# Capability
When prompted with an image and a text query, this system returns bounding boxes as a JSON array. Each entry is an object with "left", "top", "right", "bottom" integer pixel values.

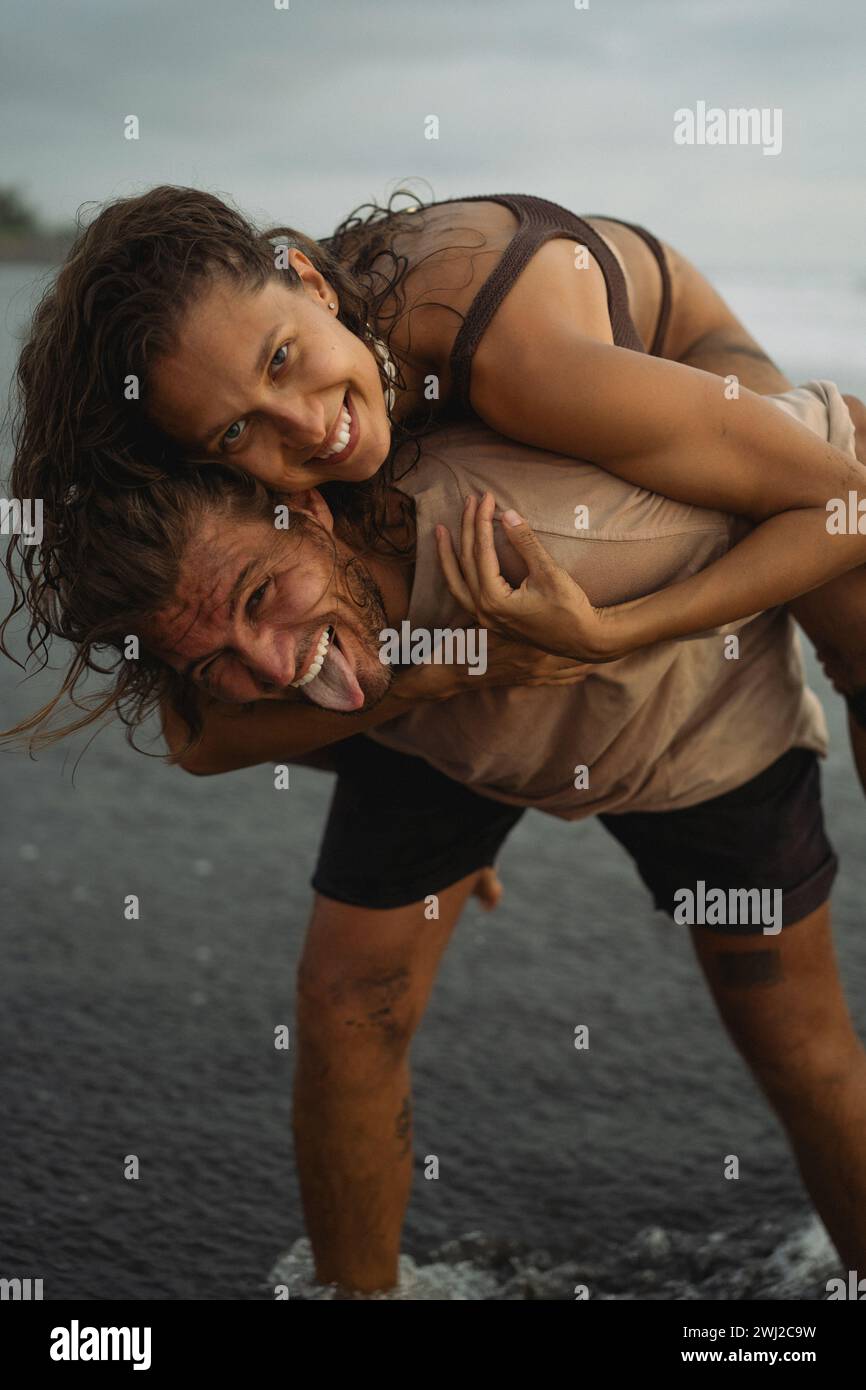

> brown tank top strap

[
  {"left": 442, "top": 194, "right": 645, "bottom": 415},
  {"left": 585, "top": 215, "right": 673, "bottom": 356}
]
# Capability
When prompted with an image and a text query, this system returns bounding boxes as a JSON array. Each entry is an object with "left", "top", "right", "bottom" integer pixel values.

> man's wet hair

[{"left": 0, "top": 466, "right": 315, "bottom": 756}]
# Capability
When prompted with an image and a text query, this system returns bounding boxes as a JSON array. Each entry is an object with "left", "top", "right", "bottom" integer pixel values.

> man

[{"left": 70, "top": 377, "right": 859, "bottom": 1297}]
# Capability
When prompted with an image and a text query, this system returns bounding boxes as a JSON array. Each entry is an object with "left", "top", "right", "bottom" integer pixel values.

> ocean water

[
  {"left": 1, "top": 262, "right": 865, "bottom": 1301},
  {"left": 711, "top": 268, "right": 866, "bottom": 399},
  {"left": 269, "top": 1220, "right": 840, "bottom": 1300}
]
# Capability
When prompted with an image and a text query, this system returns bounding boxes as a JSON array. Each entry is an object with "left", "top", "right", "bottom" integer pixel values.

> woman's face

[{"left": 148, "top": 252, "right": 393, "bottom": 492}]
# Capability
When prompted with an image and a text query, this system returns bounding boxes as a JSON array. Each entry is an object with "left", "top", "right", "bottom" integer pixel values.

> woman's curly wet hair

[{"left": 1, "top": 182, "right": 432, "bottom": 750}]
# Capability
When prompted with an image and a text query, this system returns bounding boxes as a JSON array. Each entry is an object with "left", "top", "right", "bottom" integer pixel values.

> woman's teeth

[
  {"left": 292, "top": 625, "right": 334, "bottom": 688},
  {"left": 317, "top": 401, "right": 351, "bottom": 459}
]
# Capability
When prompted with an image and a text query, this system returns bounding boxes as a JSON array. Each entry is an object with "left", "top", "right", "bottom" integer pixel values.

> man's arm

[
  {"left": 161, "top": 684, "right": 432, "bottom": 776},
  {"left": 162, "top": 636, "right": 596, "bottom": 775}
]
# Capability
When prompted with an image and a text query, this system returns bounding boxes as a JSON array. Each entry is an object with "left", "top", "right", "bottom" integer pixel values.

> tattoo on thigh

[{"left": 717, "top": 949, "right": 783, "bottom": 988}]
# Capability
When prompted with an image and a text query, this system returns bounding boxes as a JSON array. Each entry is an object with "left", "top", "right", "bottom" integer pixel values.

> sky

[{"left": 1, "top": 0, "right": 864, "bottom": 274}]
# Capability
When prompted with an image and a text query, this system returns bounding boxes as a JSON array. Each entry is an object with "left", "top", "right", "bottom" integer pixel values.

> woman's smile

[{"left": 311, "top": 390, "right": 360, "bottom": 466}]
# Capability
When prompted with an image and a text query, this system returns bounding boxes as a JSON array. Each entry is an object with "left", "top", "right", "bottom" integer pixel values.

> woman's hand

[
  {"left": 434, "top": 491, "right": 617, "bottom": 662},
  {"left": 392, "top": 626, "right": 597, "bottom": 703}
]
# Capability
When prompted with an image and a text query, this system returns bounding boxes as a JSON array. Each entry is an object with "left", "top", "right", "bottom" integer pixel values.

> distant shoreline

[{"left": 0, "top": 235, "right": 71, "bottom": 264}]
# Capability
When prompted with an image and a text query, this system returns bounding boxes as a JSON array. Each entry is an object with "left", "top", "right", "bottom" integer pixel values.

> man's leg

[
  {"left": 291, "top": 735, "right": 523, "bottom": 1294},
  {"left": 691, "top": 905, "right": 866, "bottom": 1269},
  {"left": 292, "top": 868, "right": 490, "bottom": 1294}
]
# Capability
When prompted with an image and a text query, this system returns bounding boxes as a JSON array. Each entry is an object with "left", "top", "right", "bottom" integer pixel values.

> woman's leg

[
  {"left": 655, "top": 237, "right": 794, "bottom": 392},
  {"left": 292, "top": 870, "right": 486, "bottom": 1294}
]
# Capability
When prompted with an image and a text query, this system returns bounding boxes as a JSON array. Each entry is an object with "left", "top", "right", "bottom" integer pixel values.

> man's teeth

[
  {"left": 317, "top": 402, "right": 351, "bottom": 459},
  {"left": 292, "top": 626, "right": 334, "bottom": 688}
]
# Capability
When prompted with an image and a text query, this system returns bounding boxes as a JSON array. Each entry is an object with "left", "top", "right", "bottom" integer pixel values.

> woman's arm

[
  {"left": 163, "top": 636, "right": 595, "bottom": 774},
  {"left": 601, "top": 507, "right": 866, "bottom": 657},
  {"left": 438, "top": 482, "right": 866, "bottom": 665},
  {"left": 437, "top": 246, "right": 866, "bottom": 655},
  {"left": 469, "top": 238, "right": 866, "bottom": 522}
]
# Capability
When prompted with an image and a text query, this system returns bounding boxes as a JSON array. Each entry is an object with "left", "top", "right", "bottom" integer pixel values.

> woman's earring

[
  {"left": 367, "top": 327, "right": 397, "bottom": 417},
  {"left": 328, "top": 301, "right": 336, "bottom": 310}
]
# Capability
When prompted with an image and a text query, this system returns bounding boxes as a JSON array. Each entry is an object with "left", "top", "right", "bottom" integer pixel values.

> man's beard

[{"left": 298, "top": 552, "right": 393, "bottom": 713}]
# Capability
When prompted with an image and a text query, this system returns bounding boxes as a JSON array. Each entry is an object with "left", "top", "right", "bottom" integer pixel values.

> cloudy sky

[{"left": 1, "top": 0, "right": 864, "bottom": 274}]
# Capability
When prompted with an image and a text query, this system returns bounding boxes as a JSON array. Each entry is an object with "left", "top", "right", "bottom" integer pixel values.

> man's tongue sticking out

[{"left": 301, "top": 635, "right": 366, "bottom": 712}]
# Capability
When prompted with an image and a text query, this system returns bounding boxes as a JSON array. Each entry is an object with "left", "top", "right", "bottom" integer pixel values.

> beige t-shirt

[{"left": 368, "top": 381, "right": 855, "bottom": 819}]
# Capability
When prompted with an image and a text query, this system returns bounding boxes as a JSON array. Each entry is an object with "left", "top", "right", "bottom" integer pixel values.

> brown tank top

[{"left": 419, "top": 193, "right": 673, "bottom": 414}]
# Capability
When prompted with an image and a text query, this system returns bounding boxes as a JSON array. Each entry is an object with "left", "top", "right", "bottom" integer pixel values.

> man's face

[
  {"left": 148, "top": 258, "right": 393, "bottom": 493},
  {"left": 148, "top": 505, "right": 393, "bottom": 713}
]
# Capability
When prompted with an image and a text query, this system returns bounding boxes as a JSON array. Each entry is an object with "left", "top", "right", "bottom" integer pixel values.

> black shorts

[{"left": 311, "top": 739, "right": 837, "bottom": 934}]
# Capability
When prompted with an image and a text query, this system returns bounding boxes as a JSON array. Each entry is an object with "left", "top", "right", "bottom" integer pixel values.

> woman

[{"left": 5, "top": 183, "right": 866, "bottom": 774}]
